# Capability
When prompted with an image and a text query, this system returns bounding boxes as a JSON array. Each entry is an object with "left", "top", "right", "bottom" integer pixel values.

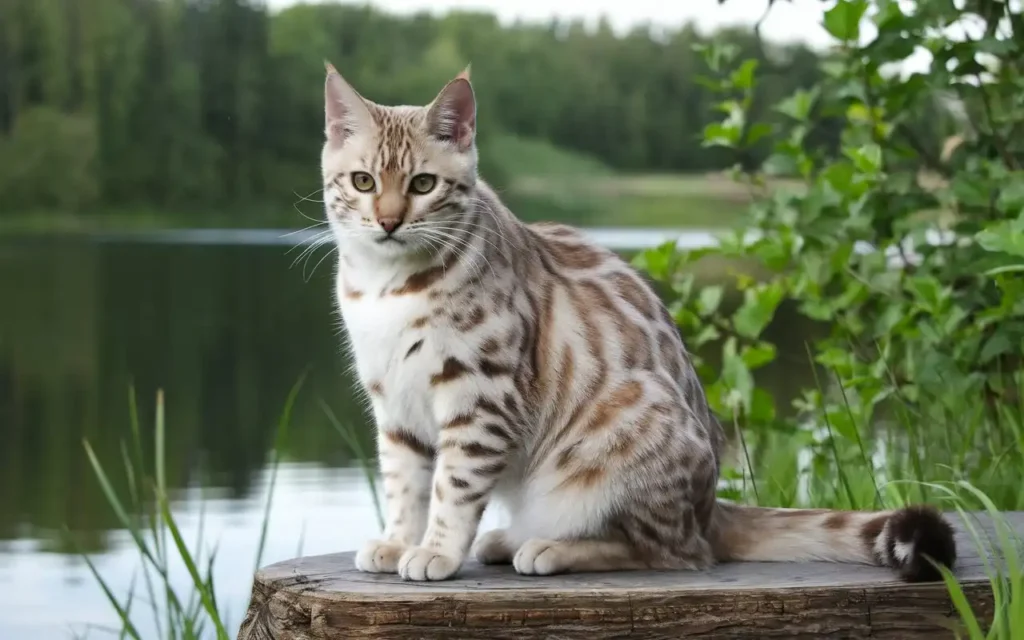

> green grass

[
  {"left": 486, "top": 133, "right": 614, "bottom": 179},
  {"left": 69, "top": 378, "right": 306, "bottom": 640},
  {"left": 931, "top": 483, "right": 1024, "bottom": 640},
  {"left": 726, "top": 365, "right": 1024, "bottom": 513}
]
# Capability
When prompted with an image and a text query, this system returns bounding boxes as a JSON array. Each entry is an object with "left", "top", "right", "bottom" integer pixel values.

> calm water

[{"left": 0, "top": 230, "right": 818, "bottom": 639}]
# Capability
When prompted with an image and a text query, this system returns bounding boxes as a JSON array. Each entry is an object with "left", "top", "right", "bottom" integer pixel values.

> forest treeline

[{"left": 0, "top": 0, "right": 906, "bottom": 216}]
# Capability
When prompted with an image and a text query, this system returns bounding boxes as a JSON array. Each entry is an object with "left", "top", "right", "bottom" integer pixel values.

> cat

[{"left": 320, "top": 62, "right": 957, "bottom": 583}]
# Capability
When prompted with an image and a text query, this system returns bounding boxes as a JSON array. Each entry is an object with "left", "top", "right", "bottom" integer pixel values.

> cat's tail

[{"left": 708, "top": 501, "right": 957, "bottom": 582}]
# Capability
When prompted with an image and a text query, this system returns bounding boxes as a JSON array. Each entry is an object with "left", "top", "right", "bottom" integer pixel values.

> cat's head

[{"left": 321, "top": 63, "right": 478, "bottom": 257}]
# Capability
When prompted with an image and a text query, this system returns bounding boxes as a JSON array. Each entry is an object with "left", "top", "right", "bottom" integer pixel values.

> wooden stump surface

[{"left": 239, "top": 511, "right": 1023, "bottom": 639}]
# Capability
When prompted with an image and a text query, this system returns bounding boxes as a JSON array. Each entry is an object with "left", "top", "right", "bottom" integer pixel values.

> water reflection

[
  {"left": 1, "top": 239, "right": 371, "bottom": 551},
  {"left": 0, "top": 233, "right": 820, "bottom": 638}
]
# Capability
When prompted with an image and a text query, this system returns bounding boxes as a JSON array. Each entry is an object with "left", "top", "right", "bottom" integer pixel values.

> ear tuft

[
  {"left": 324, "top": 63, "right": 370, "bottom": 145},
  {"left": 455, "top": 64, "right": 471, "bottom": 82},
  {"left": 427, "top": 73, "right": 476, "bottom": 151}
]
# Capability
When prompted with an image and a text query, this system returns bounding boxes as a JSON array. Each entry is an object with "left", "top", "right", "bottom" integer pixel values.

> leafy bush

[{"left": 636, "top": 0, "right": 1024, "bottom": 509}]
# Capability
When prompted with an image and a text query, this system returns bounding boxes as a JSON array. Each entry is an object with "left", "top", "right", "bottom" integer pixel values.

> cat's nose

[{"left": 378, "top": 218, "right": 402, "bottom": 234}]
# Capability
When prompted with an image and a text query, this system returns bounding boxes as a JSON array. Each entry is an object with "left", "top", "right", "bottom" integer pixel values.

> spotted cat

[{"left": 320, "top": 63, "right": 956, "bottom": 582}]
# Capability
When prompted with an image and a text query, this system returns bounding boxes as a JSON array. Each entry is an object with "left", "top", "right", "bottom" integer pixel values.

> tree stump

[{"left": 239, "top": 511, "right": 1023, "bottom": 639}]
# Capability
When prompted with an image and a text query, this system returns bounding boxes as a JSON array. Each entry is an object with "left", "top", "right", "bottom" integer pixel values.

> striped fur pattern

[{"left": 321, "top": 64, "right": 957, "bottom": 582}]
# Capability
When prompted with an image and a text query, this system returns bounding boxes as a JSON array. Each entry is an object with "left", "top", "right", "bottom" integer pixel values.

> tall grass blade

[
  {"left": 805, "top": 343, "right": 857, "bottom": 509},
  {"left": 118, "top": 571, "right": 139, "bottom": 640},
  {"left": 937, "top": 562, "right": 986, "bottom": 640},
  {"left": 730, "top": 411, "right": 760, "bottom": 504},
  {"left": 320, "top": 398, "right": 384, "bottom": 530},
  {"left": 83, "top": 440, "right": 149, "bottom": 553},
  {"left": 66, "top": 526, "right": 143, "bottom": 640},
  {"left": 155, "top": 490, "right": 228, "bottom": 640},
  {"left": 832, "top": 367, "right": 884, "bottom": 508},
  {"left": 126, "top": 385, "right": 170, "bottom": 639},
  {"left": 254, "top": 372, "right": 307, "bottom": 573}
]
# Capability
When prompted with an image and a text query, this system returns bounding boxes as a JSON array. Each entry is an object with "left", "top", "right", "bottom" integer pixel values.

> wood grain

[{"left": 238, "top": 511, "right": 1022, "bottom": 639}]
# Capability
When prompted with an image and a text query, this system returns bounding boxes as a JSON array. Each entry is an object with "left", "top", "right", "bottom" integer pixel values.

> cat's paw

[
  {"left": 473, "top": 529, "right": 514, "bottom": 565},
  {"left": 513, "top": 538, "right": 567, "bottom": 576},
  {"left": 398, "top": 546, "right": 461, "bottom": 581},
  {"left": 355, "top": 539, "right": 406, "bottom": 573}
]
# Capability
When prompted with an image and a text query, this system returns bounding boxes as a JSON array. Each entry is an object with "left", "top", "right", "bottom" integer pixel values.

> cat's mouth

[{"left": 375, "top": 235, "right": 404, "bottom": 245}]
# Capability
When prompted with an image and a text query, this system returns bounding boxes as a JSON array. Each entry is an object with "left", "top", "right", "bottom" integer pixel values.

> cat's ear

[
  {"left": 426, "top": 67, "right": 476, "bottom": 151},
  {"left": 324, "top": 61, "right": 371, "bottom": 145}
]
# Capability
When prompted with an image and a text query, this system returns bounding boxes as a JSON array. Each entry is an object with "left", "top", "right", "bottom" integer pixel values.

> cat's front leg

[
  {"left": 355, "top": 426, "right": 434, "bottom": 573},
  {"left": 398, "top": 365, "right": 516, "bottom": 581}
]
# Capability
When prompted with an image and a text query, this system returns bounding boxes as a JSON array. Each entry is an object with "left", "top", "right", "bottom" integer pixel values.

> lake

[{"left": 0, "top": 229, "right": 818, "bottom": 639}]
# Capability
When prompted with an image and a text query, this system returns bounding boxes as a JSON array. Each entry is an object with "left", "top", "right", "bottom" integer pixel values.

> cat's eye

[
  {"left": 351, "top": 172, "right": 376, "bottom": 192},
  {"left": 409, "top": 173, "right": 437, "bottom": 195}
]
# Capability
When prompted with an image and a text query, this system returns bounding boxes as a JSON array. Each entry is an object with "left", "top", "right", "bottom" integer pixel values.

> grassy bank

[{"left": 0, "top": 136, "right": 759, "bottom": 235}]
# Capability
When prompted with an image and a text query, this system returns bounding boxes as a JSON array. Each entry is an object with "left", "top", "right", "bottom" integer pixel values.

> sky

[{"left": 262, "top": 0, "right": 837, "bottom": 48}]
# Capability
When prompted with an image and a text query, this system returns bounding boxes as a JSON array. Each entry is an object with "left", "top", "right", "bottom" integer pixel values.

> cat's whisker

[
  {"left": 292, "top": 203, "right": 327, "bottom": 225},
  {"left": 418, "top": 233, "right": 450, "bottom": 279},
  {"left": 300, "top": 240, "right": 336, "bottom": 279},
  {"left": 420, "top": 223, "right": 507, "bottom": 258},
  {"left": 288, "top": 235, "right": 327, "bottom": 263},
  {"left": 289, "top": 228, "right": 332, "bottom": 253},
  {"left": 304, "top": 245, "right": 338, "bottom": 282},
  {"left": 457, "top": 203, "right": 522, "bottom": 251},
  {"left": 418, "top": 227, "right": 495, "bottom": 282},
  {"left": 281, "top": 222, "right": 329, "bottom": 244},
  {"left": 292, "top": 189, "right": 328, "bottom": 224},
  {"left": 292, "top": 188, "right": 325, "bottom": 204},
  {"left": 421, "top": 229, "right": 490, "bottom": 284},
  {"left": 416, "top": 230, "right": 483, "bottom": 283},
  {"left": 290, "top": 232, "right": 334, "bottom": 269}
]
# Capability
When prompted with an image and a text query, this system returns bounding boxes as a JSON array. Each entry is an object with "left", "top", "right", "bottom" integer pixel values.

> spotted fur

[{"left": 321, "top": 63, "right": 956, "bottom": 582}]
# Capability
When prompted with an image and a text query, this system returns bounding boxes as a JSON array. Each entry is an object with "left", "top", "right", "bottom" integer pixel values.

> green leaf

[
  {"left": 976, "top": 217, "right": 1024, "bottom": 258},
  {"left": 741, "top": 342, "right": 777, "bottom": 370},
  {"left": 825, "top": 406, "right": 860, "bottom": 441},
  {"left": 745, "top": 122, "right": 773, "bottom": 146},
  {"left": 694, "top": 40, "right": 740, "bottom": 73},
  {"left": 985, "top": 264, "right": 1024, "bottom": 276},
  {"left": 822, "top": 161, "right": 856, "bottom": 195},
  {"left": 847, "top": 143, "right": 883, "bottom": 174},
  {"left": 705, "top": 379, "right": 727, "bottom": 416},
  {"left": 721, "top": 337, "right": 754, "bottom": 412},
  {"left": 732, "top": 281, "right": 785, "bottom": 339},
  {"left": 823, "top": 0, "right": 868, "bottom": 42},
  {"left": 997, "top": 176, "right": 1024, "bottom": 214},
  {"left": 951, "top": 173, "right": 993, "bottom": 209},
  {"left": 697, "top": 285, "right": 725, "bottom": 316},
  {"left": 703, "top": 122, "right": 740, "bottom": 148},
  {"left": 799, "top": 298, "right": 834, "bottom": 321},
  {"left": 979, "top": 332, "right": 1013, "bottom": 363},
  {"left": 776, "top": 88, "right": 818, "bottom": 121},
  {"left": 691, "top": 324, "right": 721, "bottom": 348},
  {"left": 872, "top": 0, "right": 906, "bottom": 29},
  {"left": 749, "top": 387, "right": 776, "bottom": 423},
  {"left": 631, "top": 241, "right": 678, "bottom": 281},
  {"left": 730, "top": 59, "right": 759, "bottom": 90},
  {"left": 905, "top": 275, "right": 944, "bottom": 312}
]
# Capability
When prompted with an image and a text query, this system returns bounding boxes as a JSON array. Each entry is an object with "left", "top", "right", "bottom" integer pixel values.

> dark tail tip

[{"left": 888, "top": 505, "right": 957, "bottom": 582}]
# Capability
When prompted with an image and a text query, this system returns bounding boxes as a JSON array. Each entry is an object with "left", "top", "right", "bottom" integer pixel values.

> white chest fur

[{"left": 334, "top": 267, "right": 441, "bottom": 440}]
